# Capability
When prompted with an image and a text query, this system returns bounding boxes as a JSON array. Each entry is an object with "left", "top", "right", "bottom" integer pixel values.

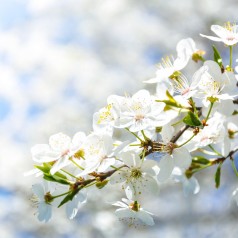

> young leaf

[
  {"left": 192, "top": 156, "right": 211, "bottom": 165},
  {"left": 96, "top": 180, "right": 109, "bottom": 189},
  {"left": 156, "top": 90, "right": 184, "bottom": 109},
  {"left": 212, "top": 45, "right": 222, "bottom": 67},
  {"left": 43, "top": 174, "right": 71, "bottom": 185},
  {"left": 215, "top": 164, "right": 222, "bottom": 188},
  {"left": 183, "top": 111, "right": 202, "bottom": 126},
  {"left": 58, "top": 187, "right": 81, "bottom": 207}
]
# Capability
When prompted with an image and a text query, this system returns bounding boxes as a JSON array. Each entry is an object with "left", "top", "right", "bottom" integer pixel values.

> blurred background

[{"left": 1, "top": 0, "right": 238, "bottom": 237}]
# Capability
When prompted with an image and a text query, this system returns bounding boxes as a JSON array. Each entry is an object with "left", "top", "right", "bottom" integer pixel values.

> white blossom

[
  {"left": 156, "top": 125, "right": 192, "bottom": 182},
  {"left": 112, "top": 198, "right": 154, "bottom": 227},
  {"left": 31, "top": 132, "right": 87, "bottom": 175},
  {"left": 200, "top": 23, "right": 238, "bottom": 46},
  {"left": 110, "top": 151, "right": 159, "bottom": 200},
  {"left": 144, "top": 38, "right": 198, "bottom": 84},
  {"left": 31, "top": 183, "right": 55, "bottom": 222}
]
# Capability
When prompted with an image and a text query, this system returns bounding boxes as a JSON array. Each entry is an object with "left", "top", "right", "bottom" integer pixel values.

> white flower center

[
  {"left": 130, "top": 168, "right": 143, "bottom": 179},
  {"left": 200, "top": 75, "right": 223, "bottom": 96},
  {"left": 170, "top": 74, "right": 191, "bottom": 96},
  {"left": 135, "top": 114, "right": 145, "bottom": 122}
]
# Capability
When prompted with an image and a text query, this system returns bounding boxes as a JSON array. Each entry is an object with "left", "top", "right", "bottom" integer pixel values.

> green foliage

[
  {"left": 96, "top": 180, "right": 109, "bottom": 189},
  {"left": 192, "top": 156, "right": 211, "bottom": 165},
  {"left": 215, "top": 164, "right": 222, "bottom": 188},
  {"left": 156, "top": 90, "right": 184, "bottom": 110},
  {"left": 212, "top": 45, "right": 223, "bottom": 67},
  {"left": 183, "top": 111, "right": 202, "bottom": 126},
  {"left": 58, "top": 187, "right": 82, "bottom": 207},
  {"left": 35, "top": 163, "right": 71, "bottom": 185}
]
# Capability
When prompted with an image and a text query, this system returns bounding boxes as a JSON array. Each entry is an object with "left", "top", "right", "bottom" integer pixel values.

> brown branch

[
  {"left": 170, "top": 125, "right": 190, "bottom": 143},
  {"left": 74, "top": 165, "right": 126, "bottom": 188}
]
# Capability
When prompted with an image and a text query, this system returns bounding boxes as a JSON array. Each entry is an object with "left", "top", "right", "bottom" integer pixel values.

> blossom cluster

[{"left": 28, "top": 23, "right": 238, "bottom": 227}]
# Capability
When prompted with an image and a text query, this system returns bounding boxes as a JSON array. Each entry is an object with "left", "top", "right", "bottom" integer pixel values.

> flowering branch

[{"left": 28, "top": 22, "right": 238, "bottom": 226}]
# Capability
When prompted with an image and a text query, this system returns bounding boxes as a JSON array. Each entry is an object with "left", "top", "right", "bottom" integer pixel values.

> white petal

[
  {"left": 200, "top": 34, "right": 223, "bottom": 42},
  {"left": 176, "top": 38, "right": 196, "bottom": 55},
  {"left": 157, "top": 155, "right": 174, "bottom": 182},
  {"left": 72, "top": 132, "right": 86, "bottom": 147},
  {"left": 211, "top": 25, "right": 228, "bottom": 38},
  {"left": 217, "top": 99, "right": 236, "bottom": 116},
  {"left": 121, "top": 151, "right": 136, "bottom": 167},
  {"left": 112, "top": 201, "right": 128, "bottom": 208},
  {"left": 125, "top": 185, "right": 134, "bottom": 200},
  {"left": 173, "top": 54, "right": 188, "bottom": 70},
  {"left": 115, "top": 208, "right": 134, "bottom": 219},
  {"left": 49, "top": 133, "right": 71, "bottom": 151},
  {"left": 66, "top": 193, "right": 87, "bottom": 219},
  {"left": 101, "top": 134, "right": 113, "bottom": 155},
  {"left": 110, "top": 170, "right": 127, "bottom": 184},
  {"left": 143, "top": 77, "right": 159, "bottom": 84},
  {"left": 204, "top": 60, "right": 222, "bottom": 82},
  {"left": 31, "top": 144, "right": 61, "bottom": 162},
  {"left": 183, "top": 177, "right": 200, "bottom": 196},
  {"left": 137, "top": 210, "right": 154, "bottom": 226},
  {"left": 173, "top": 147, "right": 191, "bottom": 169},
  {"left": 191, "top": 65, "right": 208, "bottom": 89},
  {"left": 141, "top": 159, "right": 158, "bottom": 176},
  {"left": 24, "top": 168, "right": 43, "bottom": 177},
  {"left": 50, "top": 155, "right": 70, "bottom": 175},
  {"left": 32, "top": 184, "right": 44, "bottom": 200},
  {"left": 38, "top": 203, "right": 52, "bottom": 222},
  {"left": 97, "top": 158, "right": 115, "bottom": 172},
  {"left": 161, "top": 124, "right": 174, "bottom": 143}
]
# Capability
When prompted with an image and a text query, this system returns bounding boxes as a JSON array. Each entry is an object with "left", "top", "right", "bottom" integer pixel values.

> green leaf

[
  {"left": 183, "top": 111, "right": 202, "bottom": 126},
  {"left": 232, "top": 110, "right": 238, "bottom": 115},
  {"left": 58, "top": 187, "right": 81, "bottom": 207},
  {"left": 96, "top": 180, "right": 109, "bottom": 189},
  {"left": 215, "top": 164, "right": 222, "bottom": 188},
  {"left": 192, "top": 156, "right": 211, "bottom": 165},
  {"left": 52, "top": 175, "right": 71, "bottom": 185},
  {"left": 212, "top": 45, "right": 222, "bottom": 67},
  {"left": 43, "top": 174, "right": 57, "bottom": 182},
  {"left": 54, "top": 171, "right": 67, "bottom": 180},
  {"left": 36, "top": 163, "right": 70, "bottom": 185},
  {"left": 43, "top": 174, "right": 71, "bottom": 185},
  {"left": 156, "top": 90, "right": 184, "bottom": 109}
]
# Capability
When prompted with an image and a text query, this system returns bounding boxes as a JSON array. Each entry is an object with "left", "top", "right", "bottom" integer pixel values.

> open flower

[
  {"left": 112, "top": 198, "right": 154, "bottom": 227},
  {"left": 110, "top": 151, "right": 159, "bottom": 200},
  {"left": 155, "top": 125, "right": 192, "bottom": 182},
  {"left": 79, "top": 132, "right": 117, "bottom": 175},
  {"left": 31, "top": 183, "right": 55, "bottom": 222},
  {"left": 169, "top": 65, "right": 208, "bottom": 99},
  {"left": 200, "top": 23, "right": 238, "bottom": 46},
  {"left": 196, "top": 61, "right": 237, "bottom": 101},
  {"left": 172, "top": 168, "right": 200, "bottom": 196},
  {"left": 144, "top": 38, "right": 198, "bottom": 84},
  {"left": 31, "top": 132, "right": 86, "bottom": 175},
  {"left": 113, "top": 90, "right": 167, "bottom": 132},
  {"left": 66, "top": 191, "right": 87, "bottom": 220}
]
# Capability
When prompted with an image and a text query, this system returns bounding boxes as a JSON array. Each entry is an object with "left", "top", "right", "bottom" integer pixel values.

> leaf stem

[
  {"left": 205, "top": 102, "right": 214, "bottom": 123},
  {"left": 208, "top": 145, "right": 223, "bottom": 157},
  {"left": 177, "top": 134, "right": 195, "bottom": 148},
  {"left": 70, "top": 158, "right": 85, "bottom": 170},
  {"left": 61, "top": 169, "right": 78, "bottom": 179},
  {"left": 230, "top": 45, "right": 233, "bottom": 68},
  {"left": 125, "top": 128, "right": 143, "bottom": 142},
  {"left": 52, "top": 191, "right": 71, "bottom": 199},
  {"left": 231, "top": 159, "right": 238, "bottom": 177}
]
